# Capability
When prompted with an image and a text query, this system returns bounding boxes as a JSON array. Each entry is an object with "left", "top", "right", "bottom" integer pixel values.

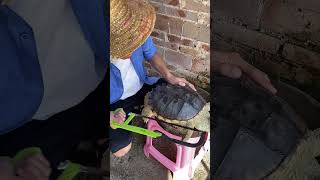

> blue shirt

[
  {"left": 110, "top": 37, "right": 160, "bottom": 104},
  {"left": 0, "top": 0, "right": 108, "bottom": 134}
]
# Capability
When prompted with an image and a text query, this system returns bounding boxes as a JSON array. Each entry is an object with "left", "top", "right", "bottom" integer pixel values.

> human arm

[
  {"left": 141, "top": 37, "right": 196, "bottom": 91},
  {"left": 0, "top": 153, "right": 51, "bottom": 180},
  {"left": 149, "top": 52, "right": 197, "bottom": 91},
  {"left": 213, "top": 50, "right": 277, "bottom": 94}
]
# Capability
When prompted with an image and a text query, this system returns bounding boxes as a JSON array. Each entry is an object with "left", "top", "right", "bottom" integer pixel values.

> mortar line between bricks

[
  {"left": 152, "top": 36, "right": 210, "bottom": 59},
  {"left": 153, "top": 29, "right": 210, "bottom": 46},
  {"left": 156, "top": 12, "right": 197, "bottom": 24},
  {"left": 213, "top": 33, "right": 310, "bottom": 68},
  {"left": 175, "top": 68, "right": 210, "bottom": 81},
  {"left": 154, "top": 43, "right": 196, "bottom": 59},
  {"left": 156, "top": 12, "right": 209, "bottom": 25},
  {"left": 150, "top": 1, "right": 210, "bottom": 14},
  {"left": 213, "top": 31, "right": 280, "bottom": 55},
  {"left": 213, "top": 20, "right": 319, "bottom": 52}
]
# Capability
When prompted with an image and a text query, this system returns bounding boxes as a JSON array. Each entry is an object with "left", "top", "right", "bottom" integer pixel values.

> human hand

[
  {"left": 0, "top": 156, "right": 19, "bottom": 180},
  {"left": 15, "top": 153, "right": 51, "bottom": 180},
  {"left": 0, "top": 154, "right": 51, "bottom": 180},
  {"left": 110, "top": 108, "right": 126, "bottom": 129},
  {"left": 165, "top": 73, "right": 197, "bottom": 91},
  {"left": 213, "top": 51, "right": 277, "bottom": 94}
]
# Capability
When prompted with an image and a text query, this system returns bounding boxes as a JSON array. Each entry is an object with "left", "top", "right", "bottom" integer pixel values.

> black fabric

[
  {"left": 109, "top": 79, "right": 166, "bottom": 153},
  {"left": 0, "top": 76, "right": 108, "bottom": 180}
]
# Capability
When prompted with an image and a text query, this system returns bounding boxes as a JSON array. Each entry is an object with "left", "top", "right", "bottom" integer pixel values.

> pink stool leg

[
  {"left": 144, "top": 120, "right": 183, "bottom": 172},
  {"left": 144, "top": 119, "right": 208, "bottom": 180},
  {"left": 191, "top": 133, "right": 210, "bottom": 177}
]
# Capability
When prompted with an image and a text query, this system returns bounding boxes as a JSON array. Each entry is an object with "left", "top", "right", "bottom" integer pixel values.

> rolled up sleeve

[{"left": 142, "top": 36, "right": 157, "bottom": 61}]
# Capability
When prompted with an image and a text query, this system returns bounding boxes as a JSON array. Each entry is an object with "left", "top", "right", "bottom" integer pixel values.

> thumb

[
  {"left": 178, "top": 81, "right": 186, "bottom": 86},
  {"left": 218, "top": 63, "right": 242, "bottom": 79}
]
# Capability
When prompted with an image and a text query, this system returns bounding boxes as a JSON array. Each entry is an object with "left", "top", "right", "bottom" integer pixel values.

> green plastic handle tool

[
  {"left": 111, "top": 110, "right": 162, "bottom": 138},
  {"left": 56, "top": 161, "right": 81, "bottom": 180},
  {"left": 13, "top": 147, "right": 42, "bottom": 166}
]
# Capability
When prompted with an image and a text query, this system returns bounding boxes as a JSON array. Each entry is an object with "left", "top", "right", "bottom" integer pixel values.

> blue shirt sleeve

[{"left": 142, "top": 36, "right": 157, "bottom": 61}]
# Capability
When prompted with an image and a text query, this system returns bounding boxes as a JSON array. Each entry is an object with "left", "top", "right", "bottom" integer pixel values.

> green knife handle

[
  {"left": 57, "top": 162, "right": 81, "bottom": 180},
  {"left": 111, "top": 121, "right": 162, "bottom": 138},
  {"left": 124, "top": 112, "right": 135, "bottom": 125},
  {"left": 13, "top": 147, "right": 42, "bottom": 165}
]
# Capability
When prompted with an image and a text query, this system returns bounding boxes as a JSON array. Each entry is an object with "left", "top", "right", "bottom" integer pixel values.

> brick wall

[
  {"left": 213, "top": 0, "right": 320, "bottom": 100},
  {"left": 146, "top": 0, "right": 210, "bottom": 90}
]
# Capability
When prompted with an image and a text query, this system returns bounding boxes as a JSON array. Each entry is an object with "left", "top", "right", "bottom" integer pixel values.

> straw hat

[{"left": 110, "top": 0, "right": 156, "bottom": 59}]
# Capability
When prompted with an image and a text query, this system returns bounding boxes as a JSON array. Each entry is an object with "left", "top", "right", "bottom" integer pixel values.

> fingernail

[{"left": 231, "top": 68, "right": 242, "bottom": 78}]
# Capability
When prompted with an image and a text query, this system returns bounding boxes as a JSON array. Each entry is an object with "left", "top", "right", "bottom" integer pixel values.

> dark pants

[
  {"left": 109, "top": 79, "right": 166, "bottom": 153},
  {"left": 0, "top": 76, "right": 108, "bottom": 179}
]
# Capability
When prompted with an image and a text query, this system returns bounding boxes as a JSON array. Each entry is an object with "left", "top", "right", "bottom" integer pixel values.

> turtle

[
  {"left": 141, "top": 82, "right": 210, "bottom": 140},
  {"left": 212, "top": 74, "right": 320, "bottom": 180}
]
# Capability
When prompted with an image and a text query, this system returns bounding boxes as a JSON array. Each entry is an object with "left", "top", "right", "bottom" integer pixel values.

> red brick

[
  {"left": 177, "top": 10, "right": 186, "bottom": 17},
  {"left": 181, "top": 39, "right": 193, "bottom": 47},
  {"left": 201, "top": 44, "right": 210, "bottom": 52},
  {"left": 282, "top": 43, "right": 320, "bottom": 70},
  {"left": 151, "top": 0, "right": 179, "bottom": 6},
  {"left": 179, "top": 46, "right": 199, "bottom": 57},
  {"left": 197, "top": 13, "right": 210, "bottom": 26},
  {"left": 165, "top": 7, "right": 184, "bottom": 17},
  {"left": 214, "top": 21, "right": 281, "bottom": 54},
  {"left": 165, "top": 7, "right": 198, "bottom": 22},
  {"left": 191, "top": 58, "right": 210, "bottom": 73},
  {"left": 151, "top": 31, "right": 165, "bottom": 40},
  {"left": 155, "top": 14, "right": 169, "bottom": 32},
  {"left": 150, "top": 2, "right": 166, "bottom": 14},
  {"left": 181, "top": 0, "right": 209, "bottom": 13},
  {"left": 284, "top": 0, "right": 320, "bottom": 14},
  {"left": 213, "top": 0, "right": 264, "bottom": 29},
  {"left": 182, "top": 21, "right": 199, "bottom": 39},
  {"left": 168, "top": 18, "right": 183, "bottom": 36},
  {"left": 164, "top": 49, "right": 193, "bottom": 70},
  {"left": 167, "top": 34, "right": 181, "bottom": 43},
  {"left": 168, "top": 0, "right": 179, "bottom": 6},
  {"left": 153, "top": 38, "right": 178, "bottom": 51},
  {"left": 261, "top": 0, "right": 320, "bottom": 36},
  {"left": 197, "top": 25, "right": 210, "bottom": 43}
]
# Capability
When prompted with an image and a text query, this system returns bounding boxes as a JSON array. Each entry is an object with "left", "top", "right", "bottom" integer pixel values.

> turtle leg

[
  {"left": 306, "top": 129, "right": 320, "bottom": 177},
  {"left": 267, "top": 129, "right": 320, "bottom": 180},
  {"left": 141, "top": 93, "right": 155, "bottom": 123},
  {"left": 183, "top": 121, "right": 196, "bottom": 141},
  {"left": 309, "top": 128, "right": 320, "bottom": 157}
]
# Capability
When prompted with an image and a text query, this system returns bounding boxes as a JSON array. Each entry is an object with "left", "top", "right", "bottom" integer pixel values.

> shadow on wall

[{"left": 212, "top": 0, "right": 320, "bottom": 101}]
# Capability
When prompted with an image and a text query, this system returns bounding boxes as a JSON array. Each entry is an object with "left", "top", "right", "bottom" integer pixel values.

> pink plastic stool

[{"left": 144, "top": 119, "right": 210, "bottom": 180}]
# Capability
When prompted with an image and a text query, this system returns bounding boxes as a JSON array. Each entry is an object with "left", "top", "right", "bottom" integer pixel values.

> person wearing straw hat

[{"left": 109, "top": 0, "right": 197, "bottom": 157}]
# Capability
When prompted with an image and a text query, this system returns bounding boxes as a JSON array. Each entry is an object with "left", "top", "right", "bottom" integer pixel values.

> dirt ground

[{"left": 108, "top": 133, "right": 210, "bottom": 180}]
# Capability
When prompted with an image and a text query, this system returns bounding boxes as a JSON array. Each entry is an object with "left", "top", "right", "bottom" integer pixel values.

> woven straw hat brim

[{"left": 111, "top": 0, "right": 156, "bottom": 59}]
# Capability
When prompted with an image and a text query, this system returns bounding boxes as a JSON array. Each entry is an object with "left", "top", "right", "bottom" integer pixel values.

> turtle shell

[
  {"left": 148, "top": 83, "right": 206, "bottom": 121},
  {"left": 212, "top": 75, "right": 308, "bottom": 180}
]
